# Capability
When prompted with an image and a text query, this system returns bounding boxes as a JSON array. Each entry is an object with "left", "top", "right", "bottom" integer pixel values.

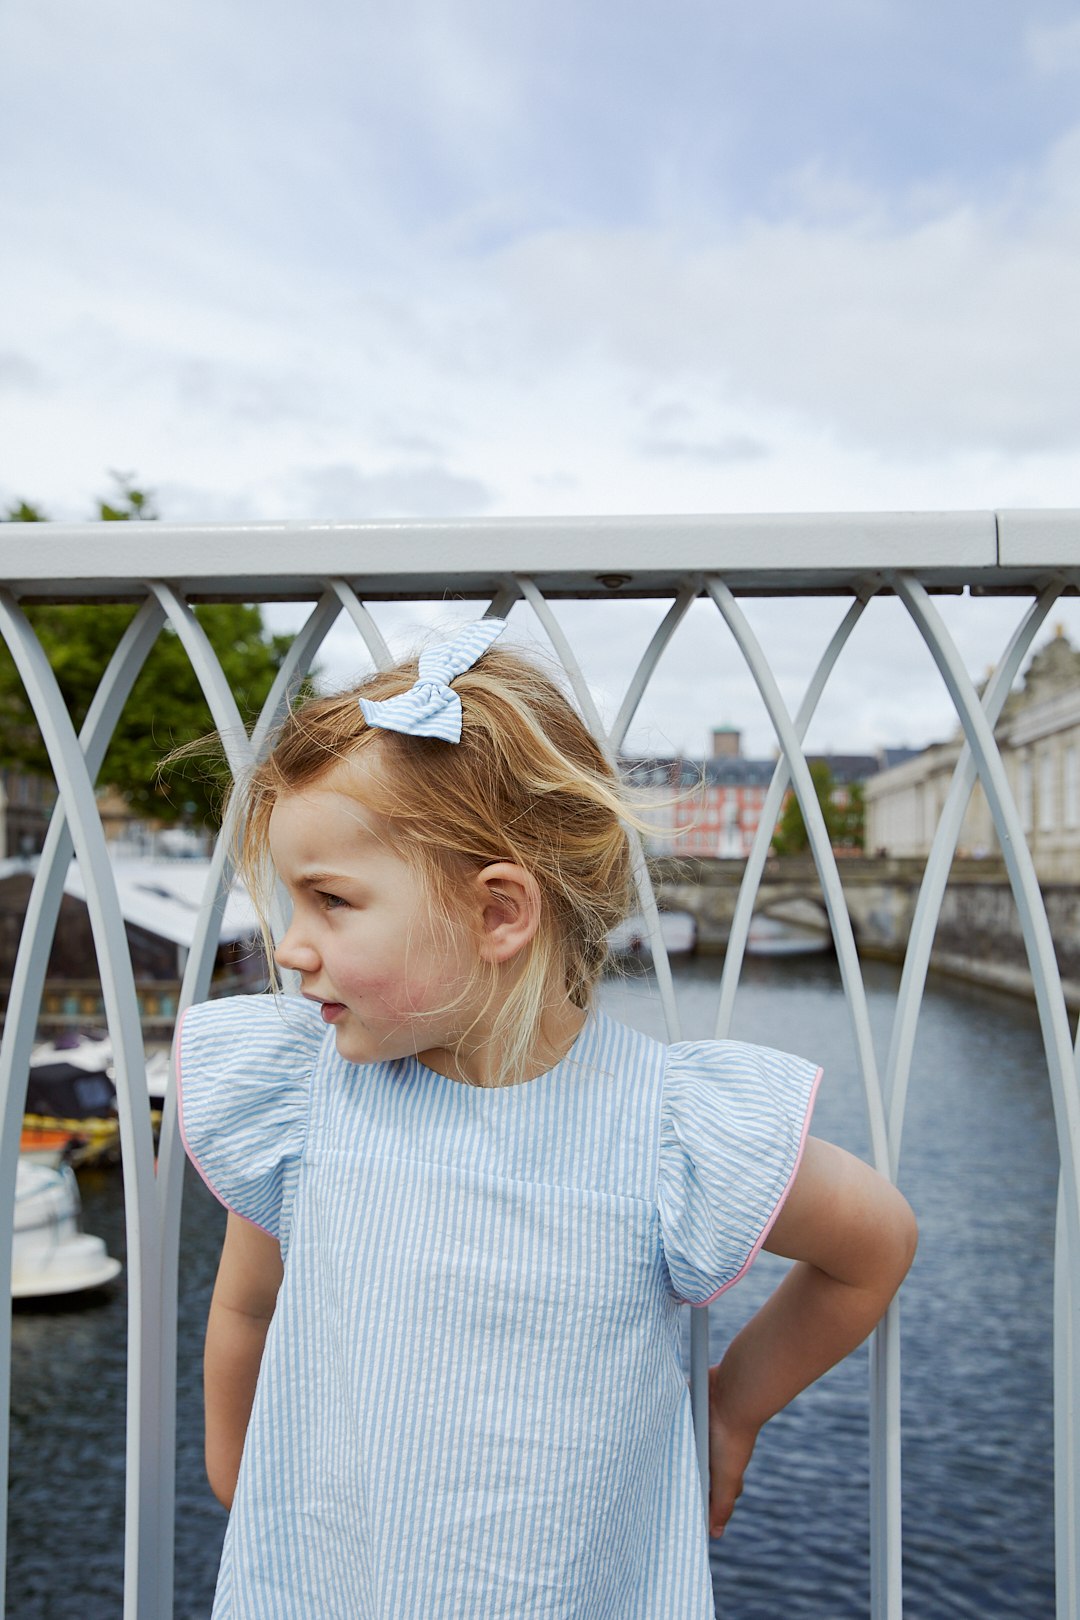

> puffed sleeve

[
  {"left": 175, "top": 994, "right": 326, "bottom": 1249},
  {"left": 658, "top": 1039, "right": 822, "bottom": 1305}
]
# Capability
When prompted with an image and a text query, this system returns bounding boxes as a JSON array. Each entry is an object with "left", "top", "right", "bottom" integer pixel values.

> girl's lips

[{"left": 320, "top": 1002, "right": 347, "bottom": 1023}]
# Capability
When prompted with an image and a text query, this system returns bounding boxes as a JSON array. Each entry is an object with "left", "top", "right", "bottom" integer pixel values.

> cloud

[
  {"left": 490, "top": 124, "right": 1080, "bottom": 458},
  {"left": 1026, "top": 18, "right": 1080, "bottom": 74},
  {"left": 171, "top": 357, "right": 332, "bottom": 427},
  {"left": 4, "top": 0, "right": 1080, "bottom": 530},
  {"left": 639, "top": 433, "right": 770, "bottom": 466},
  {"left": 292, "top": 461, "right": 494, "bottom": 518},
  {"left": 0, "top": 352, "right": 46, "bottom": 392}
]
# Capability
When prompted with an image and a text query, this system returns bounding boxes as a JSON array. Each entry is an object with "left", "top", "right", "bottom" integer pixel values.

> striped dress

[{"left": 177, "top": 997, "right": 820, "bottom": 1619}]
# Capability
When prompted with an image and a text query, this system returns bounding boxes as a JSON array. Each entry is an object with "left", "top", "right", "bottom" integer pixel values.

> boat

[
  {"left": 745, "top": 915, "right": 831, "bottom": 956},
  {"left": 18, "top": 1124, "right": 89, "bottom": 1169},
  {"left": 608, "top": 911, "right": 697, "bottom": 957},
  {"left": 23, "top": 1032, "right": 175, "bottom": 1160},
  {"left": 145, "top": 1048, "right": 171, "bottom": 1111},
  {"left": 11, "top": 1157, "right": 122, "bottom": 1298},
  {"left": 25, "top": 1032, "right": 121, "bottom": 1167}
]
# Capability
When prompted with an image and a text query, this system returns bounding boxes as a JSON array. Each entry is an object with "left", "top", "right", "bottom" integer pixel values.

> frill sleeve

[
  {"left": 175, "top": 994, "right": 326, "bottom": 1249},
  {"left": 658, "top": 1039, "right": 822, "bottom": 1305}
]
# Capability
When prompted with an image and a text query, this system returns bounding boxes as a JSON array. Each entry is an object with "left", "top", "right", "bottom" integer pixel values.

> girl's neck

[{"left": 417, "top": 996, "right": 588, "bottom": 1088}]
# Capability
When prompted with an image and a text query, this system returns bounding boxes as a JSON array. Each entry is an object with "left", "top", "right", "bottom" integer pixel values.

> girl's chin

[{"left": 331, "top": 1023, "right": 383, "bottom": 1065}]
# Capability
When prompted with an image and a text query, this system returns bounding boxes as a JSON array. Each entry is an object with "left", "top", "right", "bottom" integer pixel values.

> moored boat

[
  {"left": 745, "top": 915, "right": 831, "bottom": 956},
  {"left": 11, "top": 1158, "right": 122, "bottom": 1298},
  {"left": 608, "top": 910, "right": 697, "bottom": 957},
  {"left": 25, "top": 1032, "right": 121, "bottom": 1167}
]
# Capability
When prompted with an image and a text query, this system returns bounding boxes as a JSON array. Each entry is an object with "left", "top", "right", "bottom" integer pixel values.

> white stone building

[{"left": 865, "top": 627, "right": 1080, "bottom": 880}]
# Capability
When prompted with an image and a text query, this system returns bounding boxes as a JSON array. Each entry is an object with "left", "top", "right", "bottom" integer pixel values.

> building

[
  {"left": 0, "top": 769, "right": 55, "bottom": 858},
  {"left": 624, "top": 741, "right": 879, "bottom": 859},
  {"left": 865, "top": 627, "right": 1080, "bottom": 881}
]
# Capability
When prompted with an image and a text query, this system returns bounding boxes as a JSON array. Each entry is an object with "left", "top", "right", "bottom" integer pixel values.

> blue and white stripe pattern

[
  {"left": 357, "top": 617, "right": 507, "bottom": 743},
  {"left": 177, "top": 996, "right": 820, "bottom": 1619}
]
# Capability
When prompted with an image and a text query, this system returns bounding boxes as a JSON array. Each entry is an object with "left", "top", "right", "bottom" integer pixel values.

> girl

[{"left": 177, "top": 618, "right": 916, "bottom": 1619}]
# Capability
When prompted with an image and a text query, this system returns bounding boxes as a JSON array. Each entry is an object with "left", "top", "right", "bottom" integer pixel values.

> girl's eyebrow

[{"left": 293, "top": 870, "right": 352, "bottom": 891}]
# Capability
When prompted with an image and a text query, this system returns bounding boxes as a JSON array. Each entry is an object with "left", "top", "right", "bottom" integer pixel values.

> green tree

[
  {"left": 771, "top": 760, "right": 841, "bottom": 856},
  {"left": 0, "top": 478, "right": 295, "bottom": 826},
  {"left": 831, "top": 779, "right": 865, "bottom": 852}
]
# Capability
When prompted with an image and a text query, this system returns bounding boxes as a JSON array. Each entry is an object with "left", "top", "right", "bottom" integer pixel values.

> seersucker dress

[{"left": 177, "top": 996, "right": 820, "bottom": 1620}]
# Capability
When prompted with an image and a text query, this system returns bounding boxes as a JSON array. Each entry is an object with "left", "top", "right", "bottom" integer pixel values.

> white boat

[
  {"left": 30, "top": 1029, "right": 171, "bottom": 1113},
  {"left": 608, "top": 911, "right": 697, "bottom": 956},
  {"left": 745, "top": 916, "right": 831, "bottom": 956},
  {"left": 11, "top": 1158, "right": 122, "bottom": 1298},
  {"left": 24, "top": 1031, "right": 121, "bottom": 1167}
]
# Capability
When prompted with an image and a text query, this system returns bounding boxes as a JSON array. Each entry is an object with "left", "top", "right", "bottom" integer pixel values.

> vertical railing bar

[
  {"left": 894, "top": 574, "right": 1080, "bottom": 1620},
  {"left": 893, "top": 576, "right": 1080, "bottom": 1185},
  {"left": 0, "top": 598, "right": 166, "bottom": 1618},
  {"left": 486, "top": 582, "right": 520, "bottom": 620},
  {"left": 883, "top": 581, "right": 1064, "bottom": 1168},
  {"left": 0, "top": 591, "right": 162, "bottom": 1620},
  {"left": 513, "top": 572, "right": 701, "bottom": 1508},
  {"left": 702, "top": 586, "right": 874, "bottom": 1544},
  {"left": 327, "top": 580, "right": 393, "bottom": 670},
  {"left": 703, "top": 575, "right": 901, "bottom": 1620},
  {"left": 868, "top": 578, "right": 1065, "bottom": 1620},
  {"left": 249, "top": 589, "right": 343, "bottom": 757},
  {"left": 514, "top": 575, "right": 681, "bottom": 1032},
  {"left": 607, "top": 581, "right": 701, "bottom": 754},
  {"left": 141, "top": 582, "right": 281, "bottom": 1618},
  {"left": 514, "top": 575, "right": 611, "bottom": 739},
  {"left": 687, "top": 1305, "right": 711, "bottom": 1521},
  {"left": 703, "top": 580, "right": 890, "bottom": 1167},
  {"left": 153, "top": 587, "right": 346, "bottom": 1615},
  {"left": 714, "top": 590, "right": 875, "bottom": 1041},
  {"left": 1055, "top": 1175, "right": 1078, "bottom": 1612}
]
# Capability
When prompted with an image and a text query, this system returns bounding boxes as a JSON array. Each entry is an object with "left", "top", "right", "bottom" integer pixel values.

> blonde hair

[{"left": 236, "top": 641, "right": 637, "bottom": 1085}]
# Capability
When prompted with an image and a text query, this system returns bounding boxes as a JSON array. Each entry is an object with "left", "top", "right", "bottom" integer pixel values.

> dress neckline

[{"left": 409, "top": 1008, "right": 599, "bottom": 1093}]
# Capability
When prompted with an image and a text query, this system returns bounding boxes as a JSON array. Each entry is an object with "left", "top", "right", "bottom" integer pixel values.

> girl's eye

[{"left": 317, "top": 891, "right": 347, "bottom": 911}]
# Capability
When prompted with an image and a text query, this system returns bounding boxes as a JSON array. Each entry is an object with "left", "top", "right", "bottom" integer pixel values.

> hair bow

[{"left": 358, "top": 618, "right": 507, "bottom": 743}]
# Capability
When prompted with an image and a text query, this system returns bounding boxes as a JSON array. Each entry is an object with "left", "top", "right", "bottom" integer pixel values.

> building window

[
  {"left": 1067, "top": 747, "right": 1080, "bottom": 831},
  {"left": 1019, "top": 756, "right": 1033, "bottom": 832},
  {"left": 1039, "top": 749, "right": 1056, "bottom": 833}
]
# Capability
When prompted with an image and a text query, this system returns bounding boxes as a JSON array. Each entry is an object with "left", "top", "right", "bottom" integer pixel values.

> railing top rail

[{"left": 1, "top": 509, "right": 1078, "bottom": 600}]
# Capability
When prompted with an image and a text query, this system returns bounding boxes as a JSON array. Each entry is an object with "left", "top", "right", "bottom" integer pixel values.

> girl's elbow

[
  {"left": 206, "top": 1452, "right": 237, "bottom": 1511},
  {"left": 885, "top": 1187, "right": 919, "bottom": 1288}
]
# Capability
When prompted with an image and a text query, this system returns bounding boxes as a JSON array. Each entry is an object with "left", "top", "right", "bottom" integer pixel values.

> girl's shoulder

[
  {"left": 177, "top": 990, "right": 326, "bottom": 1060},
  {"left": 654, "top": 1030, "right": 822, "bottom": 1308}
]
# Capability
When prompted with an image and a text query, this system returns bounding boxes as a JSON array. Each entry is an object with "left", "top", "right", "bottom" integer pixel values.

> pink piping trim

[
  {"left": 692, "top": 1064, "right": 824, "bottom": 1306},
  {"left": 174, "top": 1004, "right": 277, "bottom": 1240}
]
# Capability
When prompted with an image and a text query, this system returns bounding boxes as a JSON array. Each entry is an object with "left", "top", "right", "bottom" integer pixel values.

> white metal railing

[{"left": 0, "top": 511, "right": 1078, "bottom": 1620}]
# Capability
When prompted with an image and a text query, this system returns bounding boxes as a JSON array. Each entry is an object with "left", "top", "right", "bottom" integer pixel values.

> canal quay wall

[{"left": 654, "top": 853, "right": 1080, "bottom": 1010}]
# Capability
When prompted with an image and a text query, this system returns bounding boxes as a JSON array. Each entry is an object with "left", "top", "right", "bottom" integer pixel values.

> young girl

[{"left": 176, "top": 619, "right": 916, "bottom": 1620}]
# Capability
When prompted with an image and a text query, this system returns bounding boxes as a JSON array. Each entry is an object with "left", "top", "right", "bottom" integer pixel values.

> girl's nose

[{"left": 274, "top": 922, "right": 320, "bottom": 975}]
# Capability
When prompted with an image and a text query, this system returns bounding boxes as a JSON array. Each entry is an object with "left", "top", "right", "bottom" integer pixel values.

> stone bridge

[{"left": 652, "top": 853, "right": 1080, "bottom": 1007}]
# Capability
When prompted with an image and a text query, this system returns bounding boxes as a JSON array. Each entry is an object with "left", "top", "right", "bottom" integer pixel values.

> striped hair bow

[{"left": 358, "top": 618, "right": 507, "bottom": 743}]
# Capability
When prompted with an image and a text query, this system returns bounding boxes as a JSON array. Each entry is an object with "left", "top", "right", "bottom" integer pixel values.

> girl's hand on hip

[{"left": 707, "top": 1391, "right": 759, "bottom": 1539}]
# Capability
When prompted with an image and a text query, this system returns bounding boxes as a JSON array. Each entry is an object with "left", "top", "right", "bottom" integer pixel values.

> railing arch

[{"left": 0, "top": 510, "right": 1077, "bottom": 1619}]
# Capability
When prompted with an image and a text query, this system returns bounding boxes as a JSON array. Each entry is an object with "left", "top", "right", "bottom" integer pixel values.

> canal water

[{"left": 6, "top": 955, "right": 1059, "bottom": 1618}]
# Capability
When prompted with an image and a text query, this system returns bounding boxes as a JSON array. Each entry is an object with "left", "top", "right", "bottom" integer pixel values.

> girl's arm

[
  {"left": 204, "top": 1211, "right": 284, "bottom": 1509},
  {"left": 708, "top": 1136, "right": 917, "bottom": 1538}
]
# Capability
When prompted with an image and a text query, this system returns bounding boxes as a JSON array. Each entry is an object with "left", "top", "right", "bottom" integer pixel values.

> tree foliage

[
  {"left": 0, "top": 478, "right": 294, "bottom": 827},
  {"left": 770, "top": 761, "right": 865, "bottom": 855},
  {"left": 831, "top": 779, "right": 865, "bottom": 852}
]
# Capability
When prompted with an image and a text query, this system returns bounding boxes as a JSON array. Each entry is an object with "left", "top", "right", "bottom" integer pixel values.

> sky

[{"left": 2, "top": 0, "right": 1079, "bottom": 758}]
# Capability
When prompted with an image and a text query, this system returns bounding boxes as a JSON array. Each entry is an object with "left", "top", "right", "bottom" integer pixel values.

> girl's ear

[{"left": 472, "top": 862, "right": 541, "bottom": 964}]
